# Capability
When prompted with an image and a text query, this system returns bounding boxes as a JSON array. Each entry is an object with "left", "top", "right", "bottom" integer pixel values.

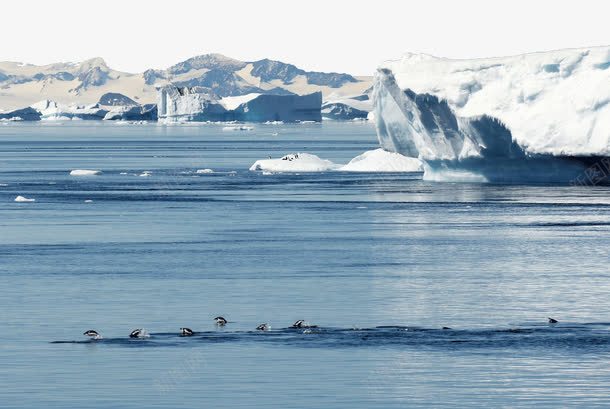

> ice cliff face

[
  {"left": 374, "top": 47, "right": 610, "bottom": 183},
  {"left": 157, "top": 86, "right": 227, "bottom": 122},
  {"left": 374, "top": 69, "right": 524, "bottom": 161}
]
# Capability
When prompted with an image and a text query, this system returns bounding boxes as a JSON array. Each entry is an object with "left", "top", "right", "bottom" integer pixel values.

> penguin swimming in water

[
  {"left": 83, "top": 330, "right": 102, "bottom": 340},
  {"left": 291, "top": 320, "right": 317, "bottom": 329},
  {"left": 214, "top": 316, "right": 228, "bottom": 326},
  {"left": 256, "top": 323, "right": 270, "bottom": 331},
  {"left": 291, "top": 320, "right": 306, "bottom": 328},
  {"left": 548, "top": 317, "right": 558, "bottom": 324},
  {"left": 129, "top": 328, "right": 149, "bottom": 338},
  {"left": 180, "top": 328, "right": 194, "bottom": 336}
]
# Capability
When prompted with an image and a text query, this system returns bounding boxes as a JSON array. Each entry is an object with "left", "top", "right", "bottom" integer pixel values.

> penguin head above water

[
  {"left": 214, "top": 317, "right": 228, "bottom": 326},
  {"left": 83, "top": 330, "right": 102, "bottom": 340},
  {"left": 548, "top": 317, "right": 558, "bottom": 324},
  {"left": 256, "top": 323, "right": 270, "bottom": 331},
  {"left": 291, "top": 320, "right": 317, "bottom": 329},
  {"left": 129, "top": 328, "right": 149, "bottom": 338},
  {"left": 180, "top": 327, "right": 194, "bottom": 336}
]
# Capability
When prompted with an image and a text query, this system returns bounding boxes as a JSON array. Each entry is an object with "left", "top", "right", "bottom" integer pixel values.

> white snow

[
  {"left": 220, "top": 93, "right": 261, "bottom": 110},
  {"left": 196, "top": 168, "right": 214, "bottom": 174},
  {"left": 324, "top": 92, "right": 372, "bottom": 112},
  {"left": 339, "top": 149, "right": 422, "bottom": 172},
  {"left": 14, "top": 195, "right": 35, "bottom": 202},
  {"left": 250, "top": 153, "right": 340, "bottom": 172},
  {"left": 70, "top": 169, "right": 101, "bottom": 176},
  {"left": 379, "top": 46, "right": 610, "bottom": 156}
]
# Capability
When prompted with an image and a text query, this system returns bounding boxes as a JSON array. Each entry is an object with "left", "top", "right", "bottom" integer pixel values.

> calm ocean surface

[{"left": 1, "top": 122, "right": 610, "bottom": 408}]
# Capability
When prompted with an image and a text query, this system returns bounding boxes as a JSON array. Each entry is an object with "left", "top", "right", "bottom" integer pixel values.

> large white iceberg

[{"left": 374, "top": 47, "right": 610, "bottom": 183}]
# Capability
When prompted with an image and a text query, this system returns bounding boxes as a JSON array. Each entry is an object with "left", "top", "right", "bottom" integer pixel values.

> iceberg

[
  {"left": 339, "top": 148, "right": 422, "bottom": 172},
  {"left": 249, "top": 153, "right": 340, "bottom": 172},
  {"left": 70, "top": 169, "right": 101, "bottom": 176},
  {"left": 233, "top": 92, "right": 322, "bottom": 122},
  {"left": 31, "top": 100, "right": 108, "bottom": 121},
  {"left": 250, "top": 150, "right": 422, "bottom": 173},
  {"left": 374, "top": 47, "right": 610, "bottom": 183},
  {"left": 157, "top": 85, "right": 322, "bottom": 123},
  {"left": 157, "top": 86, "right": 227, "bottom": 122}
]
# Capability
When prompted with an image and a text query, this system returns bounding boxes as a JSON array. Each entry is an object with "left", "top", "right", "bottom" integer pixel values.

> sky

[{"left": 2, "top": 0, "right": 608, "bottom": 75}]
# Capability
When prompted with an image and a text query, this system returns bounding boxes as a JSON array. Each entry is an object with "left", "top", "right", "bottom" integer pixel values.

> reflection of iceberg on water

[{"left": 373, "top": 48, "right": 610, "bottom": 184}]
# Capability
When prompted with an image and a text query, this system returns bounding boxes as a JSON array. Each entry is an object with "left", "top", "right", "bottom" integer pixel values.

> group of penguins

[
  {"left": 83, "top": 317, "right": 317, "bottom": 340},
  {"left": 82, "top": 317, "right": 561, "bottom": 340}
]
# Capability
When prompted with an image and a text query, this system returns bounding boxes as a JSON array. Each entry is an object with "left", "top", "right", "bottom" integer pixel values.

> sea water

[{"left": 1, "top": 122, "right": 610, "bottom": 408}]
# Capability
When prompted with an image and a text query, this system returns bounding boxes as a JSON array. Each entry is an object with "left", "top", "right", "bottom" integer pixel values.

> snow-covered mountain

[
  {"left": 374, "top": 46, "right": 610, "bottom": 183},
  {"left": 0, "top": 54, "right": 371, "bottom": 111}
]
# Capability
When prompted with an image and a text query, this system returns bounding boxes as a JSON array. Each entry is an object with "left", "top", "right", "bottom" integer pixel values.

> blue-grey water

[{"left": 1, "top": 122, "right": 610, "bottom": 408}]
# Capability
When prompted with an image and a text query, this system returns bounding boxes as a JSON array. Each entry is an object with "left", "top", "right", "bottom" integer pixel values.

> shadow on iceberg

[{"left": 374, "top": 68, "right": 610, "bottom": 184}]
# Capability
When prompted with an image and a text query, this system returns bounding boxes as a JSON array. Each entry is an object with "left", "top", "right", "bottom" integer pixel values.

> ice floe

[
  {"left": 222, "top": 125, "right": 254, "bottom": 131},
  {"left": 250, "top": 150, "right": 421, "bottom": 173},
  {"left": 250, "top": 153, "right": 340, "bottom": 172},
  {"left": 339, "top": 148, "right": 422, "bottom": 172},
  {"left": 70, "top": 169, "right": 101, "bottom": 176},
  {"left": 15, "top": 195, "right": 35, "bottom": 202}
]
